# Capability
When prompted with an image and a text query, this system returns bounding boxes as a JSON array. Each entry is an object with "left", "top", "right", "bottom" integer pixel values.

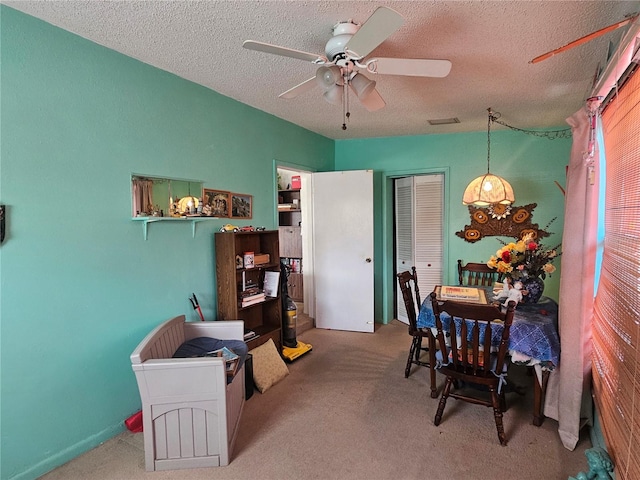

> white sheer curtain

[
  {"left": 132, "top": 178, "right": 153, "bottom": 216},
  {"left": 543, "top": 104, "right": 600, "bottom": 450}
]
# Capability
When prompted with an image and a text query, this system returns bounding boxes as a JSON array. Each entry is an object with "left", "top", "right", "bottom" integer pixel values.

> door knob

[{"left": 366, "top": 258, "right": 372, "bottom": 263}]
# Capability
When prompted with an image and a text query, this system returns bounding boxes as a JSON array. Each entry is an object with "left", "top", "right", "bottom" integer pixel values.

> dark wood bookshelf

[{"left": 215, "top": 230, "right": 282, "bottom": 351}]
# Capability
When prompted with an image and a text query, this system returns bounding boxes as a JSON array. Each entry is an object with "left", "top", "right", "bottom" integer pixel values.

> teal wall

[
  {"left": 1, "top": 6, "right": 571, "bottom": 480},
  {"left": 335, "top": 130, "right": 569, "bottom": 324},
  {"left": 0, "top": 7, "right": 333, "bottom": 480}
]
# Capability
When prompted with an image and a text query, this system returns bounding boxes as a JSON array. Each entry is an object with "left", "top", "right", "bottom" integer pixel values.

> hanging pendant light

[
  {"left": 462, "top": 108, "right": 515, "bottom": 206},
  {"left": 178, "top": 182, "right": 199, "bottom": 214}
]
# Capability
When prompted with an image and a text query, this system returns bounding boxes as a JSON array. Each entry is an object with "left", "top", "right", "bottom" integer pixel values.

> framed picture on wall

[
  {"left": 230, "top": 193, "right": 253, "bottom": 219},
  {"left": 202, "top": 189, "right": 230, "bottom": 218}
]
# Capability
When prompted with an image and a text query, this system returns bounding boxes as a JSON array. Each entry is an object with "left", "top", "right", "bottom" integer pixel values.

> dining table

[{"left": 417, "top": 285, "right": 561, "bottom": 426}]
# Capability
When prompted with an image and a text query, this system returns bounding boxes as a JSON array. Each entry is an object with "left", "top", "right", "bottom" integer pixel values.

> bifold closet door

[{"left": 395, "top": 174, "right": 443, "bottom": 323}]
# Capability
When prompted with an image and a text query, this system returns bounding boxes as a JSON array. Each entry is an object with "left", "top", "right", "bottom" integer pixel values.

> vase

[{"left": 521, "top": 276, "right": 545, "bottom": 304}]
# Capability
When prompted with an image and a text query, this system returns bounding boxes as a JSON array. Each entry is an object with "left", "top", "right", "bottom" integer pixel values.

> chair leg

[
  {"left": 405, "top": 336, "right": 419, "bottom": 378},
  {"left": 434, "top": 377, "right": 452, "bottom": 426},
  {"left": 490, "top": 388, "right": 507, "bottom": 446},
  {"left": 499, "top": 388, "right": 507, "bottom": 413},
  {"left": 415, "top": 337, "right": 423, "bottom": 362},
  {"left": 428, "top": 335, "right": 438, "bottom": 398}
]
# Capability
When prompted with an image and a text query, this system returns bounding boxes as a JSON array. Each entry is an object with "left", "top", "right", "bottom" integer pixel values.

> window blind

[{"left": 592, "top": 66, "right": 640, "bottom": 480}]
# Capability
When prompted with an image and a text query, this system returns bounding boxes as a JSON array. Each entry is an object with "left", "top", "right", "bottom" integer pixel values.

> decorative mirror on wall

[{"left": 131, "top": 175, "right": 203, "bottom": 217}]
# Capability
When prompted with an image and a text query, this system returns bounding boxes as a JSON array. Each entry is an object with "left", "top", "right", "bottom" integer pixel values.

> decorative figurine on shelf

[
  {"left": 569, "top": 447, "right": 614, "bottom": 480},
  {"left": 170, "top": 197, "right": 180, "bottom": 217}
]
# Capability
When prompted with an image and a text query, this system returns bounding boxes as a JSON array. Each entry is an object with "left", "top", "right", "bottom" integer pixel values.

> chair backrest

[
  {"left": 429, "top": 292, "right": 516, "bottom": 376},
  {"left": 458, "top": 259, "right": 501, "bottom": 286},
  {"left": 397, "top": 267, "right": 421, "bottom": 332}
]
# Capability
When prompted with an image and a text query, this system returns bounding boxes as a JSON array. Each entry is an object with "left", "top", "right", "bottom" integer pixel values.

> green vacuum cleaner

[{"left": 280, "top": 261, "right": 312, "bottom": 362}]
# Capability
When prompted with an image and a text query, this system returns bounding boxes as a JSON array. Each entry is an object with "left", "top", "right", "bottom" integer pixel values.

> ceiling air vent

[{"left": 428, "top": 117, "right": 460, "bottom": 126}]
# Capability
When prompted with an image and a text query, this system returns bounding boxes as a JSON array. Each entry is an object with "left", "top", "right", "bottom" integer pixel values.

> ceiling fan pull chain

[{"left": 342, "top": 74, "right": 349, "bottom": 130}]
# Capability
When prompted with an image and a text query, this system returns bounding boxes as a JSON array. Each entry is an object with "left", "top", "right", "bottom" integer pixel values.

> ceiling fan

[{"left": 243, "top": 6, "right": 451, "bottom": 129}]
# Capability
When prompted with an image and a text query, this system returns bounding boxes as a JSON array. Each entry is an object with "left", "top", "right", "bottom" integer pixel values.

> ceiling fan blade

[
  {"left": 279, "top": 77, "right": 317, "bottom": 99},
  {"left": 530, "top": 14, "right": 639, "bottom": 64},
  {"left": 367, "top": 57, "right": 452, "bottom": 77},
  {"left": 243, "top": 40, "right": 327, "bottom": 63},
  {"left": 354, "top": 86, "right": 386, "bottom": 112},
  {"left": 344, "top": 6, "right": 404, "bottom": 60}
]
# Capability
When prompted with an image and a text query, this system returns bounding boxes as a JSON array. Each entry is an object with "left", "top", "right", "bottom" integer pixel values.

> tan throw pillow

[{"left": 250, "top": 338, "right": 289, "bottom": 393}]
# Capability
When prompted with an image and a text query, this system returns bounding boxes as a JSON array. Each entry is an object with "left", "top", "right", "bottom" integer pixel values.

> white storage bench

[{"left": 130, "top": 315, "right": 245, "bottom": 471}]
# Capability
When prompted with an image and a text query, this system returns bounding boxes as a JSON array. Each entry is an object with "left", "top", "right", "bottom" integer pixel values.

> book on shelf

[
  {"left": 240, "top": 294, "right": 266, "bottom": 307},
  {"left": 240, "top": 288, "right": 263, "bottom": 299},
  {"left": 436, "top": 285, "right": 488, "bottom": 304},
  {"left": 263, "top": 270, "right": 280, "bottom": 297},
  {"left": 244, "top": 333, "right": 260, "bottom": 342},
  {"left": 254, "top": 253, "right": 270, "bottom": 265}
]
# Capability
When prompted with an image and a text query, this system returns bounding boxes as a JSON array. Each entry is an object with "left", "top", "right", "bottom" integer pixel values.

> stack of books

[{"left": 239, "top": 288, "right": 266, "bottom": 307}]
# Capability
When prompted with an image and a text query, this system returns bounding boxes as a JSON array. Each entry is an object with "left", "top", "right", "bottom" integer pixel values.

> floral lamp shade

[{"left": 462, "top": 173, "right": 515, "bottom": 206}]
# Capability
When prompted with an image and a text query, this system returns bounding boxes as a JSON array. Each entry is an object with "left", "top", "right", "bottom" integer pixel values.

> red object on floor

[{"left": 125, "top": 410, "right": 143, "bottom": 432}]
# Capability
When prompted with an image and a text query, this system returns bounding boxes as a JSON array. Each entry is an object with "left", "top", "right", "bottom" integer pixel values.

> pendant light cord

[{"left": 486, "top": 108, "right": 496, "bottom": 174}]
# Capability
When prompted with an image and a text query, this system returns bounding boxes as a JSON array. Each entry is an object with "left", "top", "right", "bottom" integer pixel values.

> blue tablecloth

[{"left": 417, "top": 293, "right": 560, "bottom": 368}]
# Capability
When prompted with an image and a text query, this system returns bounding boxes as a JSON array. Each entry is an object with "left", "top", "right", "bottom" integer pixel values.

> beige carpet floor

[{"left": 40, "top": 321, "right": 591, "bottom": 480}]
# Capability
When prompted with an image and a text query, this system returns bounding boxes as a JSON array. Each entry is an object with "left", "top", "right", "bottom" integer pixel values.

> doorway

[{"left": 277, "top": 167, "right": 314, "bottom": 327}]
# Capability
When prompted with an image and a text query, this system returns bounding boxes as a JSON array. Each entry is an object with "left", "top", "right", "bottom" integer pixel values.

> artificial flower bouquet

[{"left": 487, "top": 232, "right": 560, "bottom": 280}]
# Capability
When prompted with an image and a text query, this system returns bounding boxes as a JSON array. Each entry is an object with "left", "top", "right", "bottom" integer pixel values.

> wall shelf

[{"left": 132, "top": 216, "right": 219, "bottom": 240}]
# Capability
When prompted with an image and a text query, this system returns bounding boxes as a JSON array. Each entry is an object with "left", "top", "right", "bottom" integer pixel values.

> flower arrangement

[{"left": 487, "top": 233, "right": 560, "bottom": 280}]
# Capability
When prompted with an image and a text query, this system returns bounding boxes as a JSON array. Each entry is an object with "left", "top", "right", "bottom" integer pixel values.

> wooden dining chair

[
  {"left": 397, "top": 268, "right": 438, "bottom": 398},
  {"left": 458, "top": 259, "right": 502, "bottom": 286},
  {"left": 429, "top": 291, "right": 517, "bottom": 445}
]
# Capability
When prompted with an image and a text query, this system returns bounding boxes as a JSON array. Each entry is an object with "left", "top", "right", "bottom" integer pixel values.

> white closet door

[
  {"left": 395, "top": 177, "right": 414, "bottom": 323},
  {"left": 395, "top": 174, "right": 444, "bottom": 324},
  {"left": 414, "top": 174, "right": 443, "bottom": 297}
]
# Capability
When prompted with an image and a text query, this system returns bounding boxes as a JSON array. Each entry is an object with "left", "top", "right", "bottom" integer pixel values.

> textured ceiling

[{"left": 4, "top": 1, "right": 639, "bottom": 139}]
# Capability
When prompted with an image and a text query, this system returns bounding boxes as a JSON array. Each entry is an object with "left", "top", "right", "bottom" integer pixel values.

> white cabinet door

[{"left": 312, "top": 170, "right": 374, "bottom": 333}]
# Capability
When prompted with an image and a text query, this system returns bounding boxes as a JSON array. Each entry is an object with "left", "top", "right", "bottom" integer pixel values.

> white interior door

[
  {"left": 394, "top": 174, "right": 444, "bottom": 323},
  {"left": 312, "top": 170, "right": 374, "bottom": 332}
]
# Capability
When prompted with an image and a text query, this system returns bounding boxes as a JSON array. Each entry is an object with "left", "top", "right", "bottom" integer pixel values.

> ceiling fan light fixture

[
  {"left": 462, "top": 108, "right": 515, "bottom": 206},
  {"left": 350, "top": 72, "right": 376, "bottom": 100},
  {"left": 323, "top": 83, "right": 343, "bottom": 106},
  {"left": 315, "top": 66, "right": 342, "bottom": 90}
]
